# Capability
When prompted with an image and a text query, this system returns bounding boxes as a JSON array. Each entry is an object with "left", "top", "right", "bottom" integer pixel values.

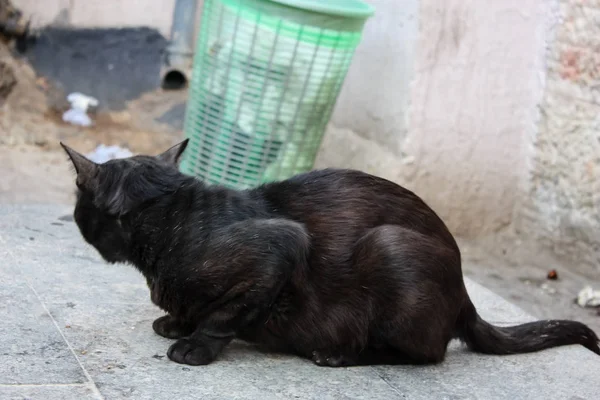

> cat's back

[
  {"left": 259, "top": 168, "right": 423, "bottom": 216},
  {"left": 261, "top": 168, "right": 407, "bottom": 198},
  {"left": 256, "top": 168, "right": 456, "bottom": 251}
]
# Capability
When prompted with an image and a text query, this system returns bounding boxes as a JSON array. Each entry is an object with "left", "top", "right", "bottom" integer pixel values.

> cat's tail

[{"left": 456, "top": 298, "right": 600, "bottom": 356}]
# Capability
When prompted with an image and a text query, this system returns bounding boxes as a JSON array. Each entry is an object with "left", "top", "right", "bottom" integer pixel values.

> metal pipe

[{"left": 161, "top": 0, "right": 198, "bottom": 90}]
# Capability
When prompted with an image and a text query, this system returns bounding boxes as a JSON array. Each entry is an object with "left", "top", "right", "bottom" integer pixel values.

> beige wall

[
  {"left": 15, "top": 0, "right": 181, "bottom": 36},
  {"left": 331, "top": 0, "right": 418, "bottom": 154},
  {"left": 399, "top": 0, "right": 552, "bottom": 236}
]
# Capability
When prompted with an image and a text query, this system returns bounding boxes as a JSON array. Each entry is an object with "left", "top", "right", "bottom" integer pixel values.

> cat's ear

[
  {"left": 156, "top": 139, "right": 189, "bottom": 166},
  {"left": 60, "top": 142, "right": 98, "bottom": 187}
]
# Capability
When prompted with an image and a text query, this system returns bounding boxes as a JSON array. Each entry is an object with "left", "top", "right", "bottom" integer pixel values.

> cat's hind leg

[{"left": 350, "top": 225, "right": 463, "bottom": 366}]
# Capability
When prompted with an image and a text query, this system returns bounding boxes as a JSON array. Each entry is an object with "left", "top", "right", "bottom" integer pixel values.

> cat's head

[{"left": 60, "top": 140, "right": 189, "bottom": 264}]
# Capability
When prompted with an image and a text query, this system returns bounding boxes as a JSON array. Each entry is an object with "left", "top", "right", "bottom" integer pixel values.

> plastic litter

[
  {"left": 86, "top": 144, "right": 133, "bottom": 164},
  {"left": 576, "top": 286, "right": 600, "bottom": 308},
  {"left": 62, "top": 92, "right": 98, "bottom": 127}
]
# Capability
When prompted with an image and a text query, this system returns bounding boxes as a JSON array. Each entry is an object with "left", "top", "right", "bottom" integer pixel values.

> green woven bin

[{"left": 180, "top": 0, "right": 374, "bottom": 188}]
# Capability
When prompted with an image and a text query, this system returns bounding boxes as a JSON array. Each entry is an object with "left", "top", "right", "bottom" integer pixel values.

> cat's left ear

[
  {"left": 60, "top": 142, "right": 98, "bottom": 188},
  {"left": 156, "top": 139, "right": 189, "bottom": 166}
]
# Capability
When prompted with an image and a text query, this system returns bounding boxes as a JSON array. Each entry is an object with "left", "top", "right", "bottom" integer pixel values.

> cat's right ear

[
  {"left": 156, "top": 139, "right": 189, "bottom": 166},
  {"left": 60, "top": 142, "right": 98, "bottom": 188}
]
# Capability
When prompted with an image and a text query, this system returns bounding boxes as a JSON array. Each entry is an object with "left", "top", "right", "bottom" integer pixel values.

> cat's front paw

[
  {"left": 167, "top": 338, "right": 216, "bottom": 366},
  {"left": 311, "top": 350, "right": 357, "bottom": 367},
  {"left": 152, "top": 315, "right": 194, "bottom": 339}
]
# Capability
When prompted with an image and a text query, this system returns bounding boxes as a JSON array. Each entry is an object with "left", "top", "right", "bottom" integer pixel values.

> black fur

[{"left": 60, "top": 140, "right": 600, "bottom": 366}]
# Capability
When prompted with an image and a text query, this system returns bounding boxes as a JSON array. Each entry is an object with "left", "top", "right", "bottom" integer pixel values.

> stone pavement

[{"left": 0, "top": 204, "right": 598, "bottom": 400}]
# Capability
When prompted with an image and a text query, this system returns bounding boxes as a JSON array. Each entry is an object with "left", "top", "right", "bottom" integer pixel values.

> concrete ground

[{"left": 1, "top": 204, "right": 599, "bottom": 400}]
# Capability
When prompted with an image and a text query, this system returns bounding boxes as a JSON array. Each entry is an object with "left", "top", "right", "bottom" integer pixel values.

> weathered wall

[
  {"left": 331, "top": 0, "right": 418, "bottom": 154},
  {"left": 14, "top": 0, "right": 192, "bottom": 36},
  {"left": 518, "top": 0, "right": 600, "bottom": 276},
  {"left": 398, "top": 0, "right": 552, "bottom": 237}
]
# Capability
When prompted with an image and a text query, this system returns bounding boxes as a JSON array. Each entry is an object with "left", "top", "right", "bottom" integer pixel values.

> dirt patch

[
  {"left": 0, "top": 36, "right": 186, "bottom": 153},
  {"left": 0, "top": 37, "right": 186, "bottom": 201},
  {"left": 0, "top": 145, "right": 74, "bottom": 203}
]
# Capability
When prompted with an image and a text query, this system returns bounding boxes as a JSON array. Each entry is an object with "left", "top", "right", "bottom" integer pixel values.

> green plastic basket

[{"left": 180, "top": 0, "right": 374, "bottom": 188}]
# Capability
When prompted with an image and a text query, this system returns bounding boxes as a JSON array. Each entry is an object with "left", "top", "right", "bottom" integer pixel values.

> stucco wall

[
  {"left": 14, "top": 0, "right": 184, "bottom": 36},
  {"left": 398, "top": 0, "right": 552, "bottom": 237},
  {"left": 331, "top": 0, "right": 418, "bottom": 154},
  {"left": 518, "top": 0, "right": 600, "bottom": 276}
]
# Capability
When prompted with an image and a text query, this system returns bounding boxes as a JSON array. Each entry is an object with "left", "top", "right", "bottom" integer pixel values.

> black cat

[{"left": 61, "top": 140, "right": 600, "bottom": 367}]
